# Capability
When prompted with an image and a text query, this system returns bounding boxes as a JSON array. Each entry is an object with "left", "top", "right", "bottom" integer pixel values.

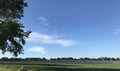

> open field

[{"left": 0, "top": 62, "right": 120, "bottom": 71}]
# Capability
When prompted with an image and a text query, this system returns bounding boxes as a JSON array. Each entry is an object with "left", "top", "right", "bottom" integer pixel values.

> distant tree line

[
  {"left": 0, "top": 57, "right": 47, "bottom": 61},
  {"left": 50, "top": 57, "right": 119, "bottom": 61},
  {"left": 0, "top": 57, "right": 120, "bottom": 61}
]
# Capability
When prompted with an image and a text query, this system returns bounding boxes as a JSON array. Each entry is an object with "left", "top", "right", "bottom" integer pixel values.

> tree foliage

[
  {"left": 0, "top": 0, "right": 27, "bottom": 19},
  {"left": 0, "top": 0, "right": 31, "bottom": 57}
]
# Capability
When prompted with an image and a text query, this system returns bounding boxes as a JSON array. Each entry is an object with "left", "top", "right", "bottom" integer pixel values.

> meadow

[{"left": 1, "top": 62, "right": 120, "bottom": 71}]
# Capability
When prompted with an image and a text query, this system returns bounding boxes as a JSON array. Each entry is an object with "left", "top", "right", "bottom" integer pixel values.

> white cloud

[
  {"left": 38, "top": 16, "right": 47, "bottom": 21},
  {"left": 27, "top": 32, "right": 76, "bottom": 47},
  {"left": 28, "top": 47, "right": 46, "bottom": 54},
  {"left": 38, "top": 16, "right": 48, "bottom": 26},
  {"left": 113, "top": 29, "right": 120, "bottom": 35}
]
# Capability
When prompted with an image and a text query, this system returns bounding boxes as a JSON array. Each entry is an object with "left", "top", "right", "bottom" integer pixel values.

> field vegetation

[{"left": 0, "top": 62, "right": 120, "bottom": 71}]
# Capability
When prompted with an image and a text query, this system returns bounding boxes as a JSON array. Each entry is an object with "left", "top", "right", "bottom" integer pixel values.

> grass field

[{"left": 1, "top": 62, "right": 120, "bottom": 71}]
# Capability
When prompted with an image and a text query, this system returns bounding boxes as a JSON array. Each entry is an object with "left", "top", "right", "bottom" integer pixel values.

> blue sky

[{"left": 1, "top": 0, "right": 120, "bottom": 58}]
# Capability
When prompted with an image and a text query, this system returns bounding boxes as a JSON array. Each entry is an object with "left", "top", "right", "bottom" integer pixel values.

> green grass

[{"left": 0, "top": 62, "right": 120, "bottom": 71}]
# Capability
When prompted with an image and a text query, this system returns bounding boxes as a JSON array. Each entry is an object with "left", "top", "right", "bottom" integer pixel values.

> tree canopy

[
  {"left": 0, "top": 0, "right": 27, "bottom": 19},
  {"left": 0, "top": 0, "right": 31, "bottom": 57}
]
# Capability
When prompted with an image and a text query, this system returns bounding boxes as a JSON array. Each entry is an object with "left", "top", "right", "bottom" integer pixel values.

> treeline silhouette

[{"left": 0, "top": 57, "right": 120, "bottom": 61}]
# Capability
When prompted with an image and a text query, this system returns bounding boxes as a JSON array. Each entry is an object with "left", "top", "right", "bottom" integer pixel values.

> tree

[
  {"left": 0, "top": 0, "right": 31, "bottom": 57},
  {"left": 0, "top": 0, "right": 27, "bottom": 19}
]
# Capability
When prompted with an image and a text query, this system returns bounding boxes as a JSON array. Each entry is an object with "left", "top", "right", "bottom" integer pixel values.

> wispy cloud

[
  {"left": 113, "top": 29, "right": 120, "bottom": 35},
  {"left": 28, "top": 47, "right": 46, "bottom": 54},
  {"left": 38, "top": 16, "right": 48, "bottom": 26},
  {"left": 27, "top": 32, "right": 76, "bottom": 47}
]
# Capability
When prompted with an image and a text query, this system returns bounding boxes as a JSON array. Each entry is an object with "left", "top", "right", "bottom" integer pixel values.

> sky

[{"left": 1, "top": 0, "right": 120, "bottom": 58}]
